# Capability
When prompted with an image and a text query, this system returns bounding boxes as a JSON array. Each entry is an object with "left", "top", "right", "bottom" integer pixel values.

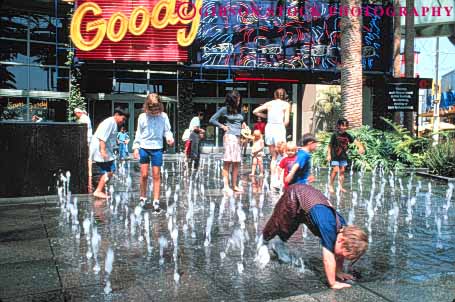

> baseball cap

[{"left": 74, "top": 108, "right": 84, "bottom": 113}]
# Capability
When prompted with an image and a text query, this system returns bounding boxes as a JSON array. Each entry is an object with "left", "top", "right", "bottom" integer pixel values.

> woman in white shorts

[
  {"left": 253, "top": 88, "right": 291, "bottom": 183},
  {"left": 210, "top": 90, "right": 247, "bottom": 193}
]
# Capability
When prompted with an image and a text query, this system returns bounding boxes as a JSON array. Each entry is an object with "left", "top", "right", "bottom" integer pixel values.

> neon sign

[{"left": 71, "top": 0, "right": 202, "bottom": 61}]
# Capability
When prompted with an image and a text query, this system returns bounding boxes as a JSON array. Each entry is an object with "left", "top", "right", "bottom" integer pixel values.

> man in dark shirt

[{"left": 327, "top": 119, "right": 364, "bottom": 194}]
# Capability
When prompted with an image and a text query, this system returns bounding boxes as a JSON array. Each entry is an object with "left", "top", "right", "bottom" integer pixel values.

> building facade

[
  {"left": 0, "top": 0, "right": 72, "bottom": 121},
  {"left": 1, "top": 0, "right": 394, "bottom": 150}
]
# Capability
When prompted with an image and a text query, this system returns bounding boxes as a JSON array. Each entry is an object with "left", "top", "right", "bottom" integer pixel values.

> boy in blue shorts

[
  {"left": 90, "top": 108, "right": 129, "bottom": 199},
  {"left": 133, "top": 93, "right": 174, "bottom": 212},
  {"left": 284, "top": 134, "right": 318, "bottom": 186},
  {"left": 327, "top": 119, "right": 364, "bottom": 194}
]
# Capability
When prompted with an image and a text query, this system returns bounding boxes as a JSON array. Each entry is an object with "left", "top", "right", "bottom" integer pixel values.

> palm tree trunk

[
  {"left": 177, "top": 73, "right": 194, "bottom": 151},
  {"left": 340, "top": 0, "right": 363, "bottom": 128},
  {"left": 404, "top": 0, "right": 415, "bottom": 134},
  {"left": 392, "top": 0, "right": 402, "bottom": 124}
]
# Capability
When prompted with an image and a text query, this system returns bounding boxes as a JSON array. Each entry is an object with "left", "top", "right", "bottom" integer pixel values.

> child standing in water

[
  {"left": 116, "top": 126, "right": 130, "bottom": 160},
  {"left": 90, "top": 108, "right": 129, "bottom": 199},
  {"left": 249, "top": 130, "right": 265, "bottom": 177},
  {"left": 133, "top": 93, "right": 174, "bottom": 212},
  {"left": 279, "top": 141, "right": 297, "bottom": 189},
  {"left": 327, "top": 119, "right": 365, "bottom": 194},
  {"left": 210, "top": 90, "right": 247, "bottom": 194}
]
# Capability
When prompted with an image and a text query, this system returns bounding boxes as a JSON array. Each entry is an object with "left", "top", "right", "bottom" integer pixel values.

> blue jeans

[{"left": 119, "top": 142, "right": 128, "bottom": 159}]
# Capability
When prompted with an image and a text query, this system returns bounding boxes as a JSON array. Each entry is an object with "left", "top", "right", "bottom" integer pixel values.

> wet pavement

[{"left": 0, "top": 154, "right": 454, "bottom": 302}]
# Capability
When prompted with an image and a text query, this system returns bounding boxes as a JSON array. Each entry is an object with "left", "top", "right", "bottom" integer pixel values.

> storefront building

[
  {"left": 0, "top": 0, "right": 72, "bottom": 121},
  {"left": 1, "top": 0, "right": 393, "bottom": 150}
]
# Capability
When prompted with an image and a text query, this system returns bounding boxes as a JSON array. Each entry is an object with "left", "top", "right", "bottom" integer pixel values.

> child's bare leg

[
  {"left": 269, "top": 144, "right": 276, "bottom": 177},
  {"left": 258, "top": 158, "right": 264, "bottom": 176},
  {"left": 232, "top": 162, "right": 242, "bottom": 191},
  {"left": 223, "top": 161, "right": 231, "bottom": 189},
  {"left": 152, "top": 166, "right": 161, "bottom": 201},
  {"left": 93, "top": 172, "right": 113, "bottom": 198},
  {"left": 251, "top": 157, "right": 257, "bottom": 175},
  {"left": 338, "top": 166, "right": 347, "bottom": 192},
  {"left": 139, "top": 163, "right": 149, "bottom": 198},
  {"left": 329, "top": 166, "right": 338, "bottom": 193}
]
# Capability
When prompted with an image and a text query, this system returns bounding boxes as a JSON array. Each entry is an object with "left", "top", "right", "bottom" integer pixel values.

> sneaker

[
  {"left": 152, "top": 200, "right": 162, "bottom": 214},
  {"left": 270, "top": 238, "right": 291, "bottom": 264},
  {"left": 139, "top": 197, "right": 147, "bottom": 207}
]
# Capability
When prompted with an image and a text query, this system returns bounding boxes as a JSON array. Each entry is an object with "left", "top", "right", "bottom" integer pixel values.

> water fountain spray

[{"left": 104, "top": 247, "right": 114, "bottom": 294}]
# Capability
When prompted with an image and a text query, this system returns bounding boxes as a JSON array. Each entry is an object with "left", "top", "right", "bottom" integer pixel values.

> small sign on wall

[{"left": 386, "top": 78, "right": 420, "bottom": 112}]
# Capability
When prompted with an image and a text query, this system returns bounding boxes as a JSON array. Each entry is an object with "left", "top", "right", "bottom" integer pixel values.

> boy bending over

[{"left": 262, "top": 184, "right": 368, "bottom": 289}]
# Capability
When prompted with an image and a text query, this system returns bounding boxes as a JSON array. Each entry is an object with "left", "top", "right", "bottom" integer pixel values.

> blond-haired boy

[{"left": 262, "top": 184, "right": 368, "bottom": 289}]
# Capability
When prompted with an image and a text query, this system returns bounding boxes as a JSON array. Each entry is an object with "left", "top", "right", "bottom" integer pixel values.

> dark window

[
  {"left": 29, "top": 15, "right": 55, "bottom": 43},
  {"left": 29, "top": 66, "right": 56, "bottom": 90},
  {"left": 30, "top": 42, "right": 68, "bottom": 66},
  {"left": 159, "top": 80, "right": 177, "bottom": 96},
  {"left": 82, "top": 69, "right": 113, "bottom": 93},
  {"left": 0, "top": 14, "right": 28, "bottom": 39},
  {"left": 193, "top": 82, "right": 217, "bottom": 97},
  {"left": 57, "top": 69, "right": 69, "bottom": 91},
  {"left": 47, "top": 99, "right": 67, "bottom": 121},
  {"left": 0, "top": 65, "right": 28, "bottom": 90},
  {"left": 0, "top": 39, "right": 28, "bottom": 63},
  {"left": 93, "top": 101, "right": 112, "bottom": 130},
  {"left": 0, "top": 97, "right": 27, "bottom": 120}
]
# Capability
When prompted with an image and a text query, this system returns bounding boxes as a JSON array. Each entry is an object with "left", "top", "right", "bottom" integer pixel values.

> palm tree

[
  {"left": 392, "top": 0, "right": 402, "bottom": 124},
  {"left": 311, "top": 86, "right": 343, "bottom": 133},
  {"left": 340, "top": 0, "right": 363, "bottom": 128},
  {"left": 403, "top": 0, "right": 415, "bottom": 134}
]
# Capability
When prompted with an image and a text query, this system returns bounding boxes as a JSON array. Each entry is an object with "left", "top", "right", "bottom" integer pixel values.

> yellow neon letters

[
  {"left": 70, "top": 0, "right": 203, "bottom": 51},
  {"left": 106, "top": 12, "right": 128, "bottom": 42},
  {"left": 129, "top": 6, "right": 150, "bottom": 36},
  {"left": 70, "top": 2, "right": 106, "bottom": 51}
]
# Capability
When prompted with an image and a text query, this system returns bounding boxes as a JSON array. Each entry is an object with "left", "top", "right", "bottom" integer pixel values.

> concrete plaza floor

[{"left": 0, "top": 154, "right": 454, "bottom": 302}]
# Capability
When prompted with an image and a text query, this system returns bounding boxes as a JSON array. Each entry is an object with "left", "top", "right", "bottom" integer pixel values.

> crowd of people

[{"left": 78, "top": 88, "right": 368, "bottom": 290}]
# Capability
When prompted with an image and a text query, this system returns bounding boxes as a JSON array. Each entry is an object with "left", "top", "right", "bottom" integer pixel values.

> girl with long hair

[{"left": 210, "top": 90, "right": 247, "bottom": 194}]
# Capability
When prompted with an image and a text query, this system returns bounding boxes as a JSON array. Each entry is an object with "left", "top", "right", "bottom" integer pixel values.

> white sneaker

[
  {"left": 152, "top": 200, "right": 162, "bottom": 213},
  {"left": 139, "top": 197, "right": 147, "bottom": 207}
]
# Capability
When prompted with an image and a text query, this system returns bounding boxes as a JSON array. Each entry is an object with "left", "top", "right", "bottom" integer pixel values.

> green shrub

[
  {"left": 312, "top": 118, "right": 429, "bottom": 172},
  {"left": 424, "top": 141, "right": 455, "bottom": 177}
]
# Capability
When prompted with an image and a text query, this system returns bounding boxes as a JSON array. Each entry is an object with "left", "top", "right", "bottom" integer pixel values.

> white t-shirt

[
  {"left": 189, "top": 116, "right": 201, "bottom": 131},
  {"left": 89, "top": 116, "right": 118, "bottom": 162},
  {"left": 267, "top": 100, "right": 289, "bottom": 125},
  {"left": 77, "top": 114, "right": 93, "bottom": 144}
]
